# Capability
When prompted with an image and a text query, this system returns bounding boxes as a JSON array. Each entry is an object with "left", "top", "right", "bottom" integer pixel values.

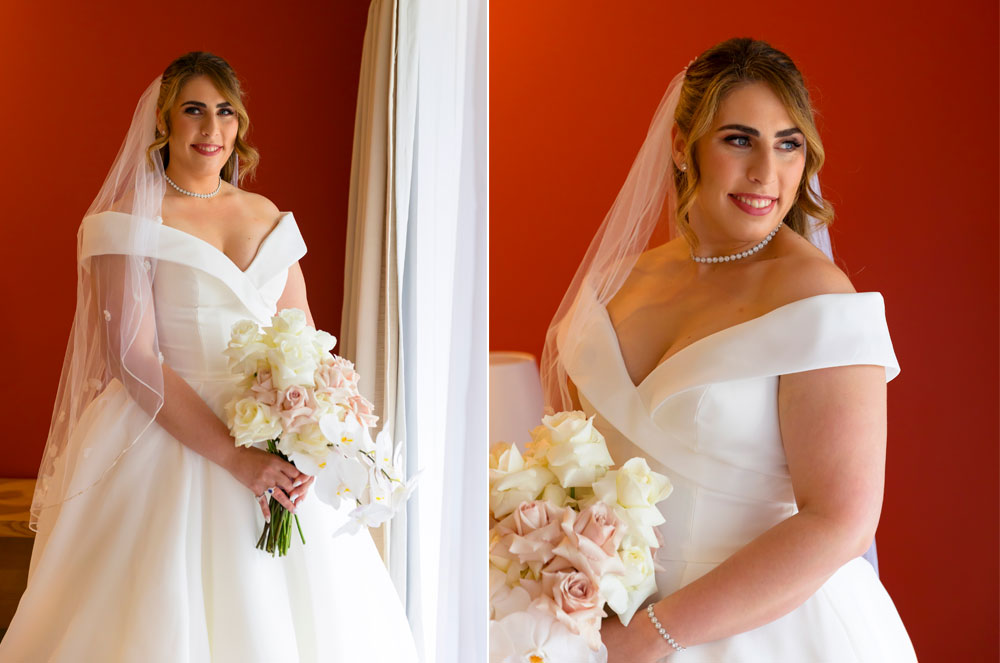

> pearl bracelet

[{"left": 646, "top": 604, "right": 685, "bottom": 653}]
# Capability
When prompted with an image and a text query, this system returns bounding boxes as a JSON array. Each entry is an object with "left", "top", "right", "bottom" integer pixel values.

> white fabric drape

[
  {"left": 343, "top": 0, "right": 487, "bottom": 660},
  {"left": 397, "top": 1, "right": 487, "bottom": 661}
]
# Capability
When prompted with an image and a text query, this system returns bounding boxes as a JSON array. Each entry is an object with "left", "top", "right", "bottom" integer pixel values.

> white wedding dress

[
  {"left": 559, "top": 285, "right": 917, "bottom": 662},
  {"left": 1, "top": 212, "right": 419, "bottom": 663}
]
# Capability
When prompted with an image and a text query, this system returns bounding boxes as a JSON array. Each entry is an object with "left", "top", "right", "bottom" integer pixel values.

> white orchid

[{"left": 489, "top": 608, "right": 606, "bottom": 663}]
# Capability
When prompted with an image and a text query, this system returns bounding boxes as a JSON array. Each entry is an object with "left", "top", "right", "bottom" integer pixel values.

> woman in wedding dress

[
  {"left": 542, "top": 38, "right": 917, "bottom": 661},
  {"left": 0, "top": 52, "right": 418, "bottom": 662}
]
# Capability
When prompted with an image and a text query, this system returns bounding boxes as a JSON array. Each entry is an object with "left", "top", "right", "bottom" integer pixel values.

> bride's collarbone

[
  {"left": 161, "top": 194, "right": 281, "bottom": 268},
  {"left": 609, "top": 266, "right": 778, "bottom": 381}
]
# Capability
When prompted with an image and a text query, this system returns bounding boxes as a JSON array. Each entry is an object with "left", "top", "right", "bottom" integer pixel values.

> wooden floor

[{"left": 0, "top": 479, "right": 35, "bottom": 633}]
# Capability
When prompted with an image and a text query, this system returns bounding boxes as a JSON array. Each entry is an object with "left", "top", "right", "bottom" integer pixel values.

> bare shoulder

[
  {"left": 233, "top": 189, "right": 282, "bottom": 222},
  {"left": 758, "top": 228, "right": 855, "bottom": 310}
]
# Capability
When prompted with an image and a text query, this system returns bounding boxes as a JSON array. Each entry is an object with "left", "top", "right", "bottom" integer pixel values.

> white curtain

[
  {"left": 344, "top": 0, "right": 487, "bottom": 660},
  {"left": 396, "top": 1, "right": 487, "bottom": 661}
]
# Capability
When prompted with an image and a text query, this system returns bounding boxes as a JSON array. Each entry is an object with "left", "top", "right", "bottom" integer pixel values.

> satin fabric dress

[
  {"left": 1, "top": 212, "right": 418, "bottom": 663},
  {"left": 558, "top": 285, "right": 917, "bottom": 662}
]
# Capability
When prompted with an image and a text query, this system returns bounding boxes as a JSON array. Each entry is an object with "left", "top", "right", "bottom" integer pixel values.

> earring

[{"left": 680, "top": 163, "right": 688, "bottom": 172}]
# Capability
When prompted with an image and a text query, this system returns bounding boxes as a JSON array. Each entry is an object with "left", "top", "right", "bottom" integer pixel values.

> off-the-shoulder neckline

[
  {"left": 594, "top": 290, "right": 885, "bottom": 390},
  {"left": 156, "top": 212, "right": 295, "bottom": 275}
]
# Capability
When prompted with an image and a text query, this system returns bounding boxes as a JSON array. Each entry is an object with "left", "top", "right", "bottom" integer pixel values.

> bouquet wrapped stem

[{"left": 255, "top": 439, "right": 307, "bottom": 557}]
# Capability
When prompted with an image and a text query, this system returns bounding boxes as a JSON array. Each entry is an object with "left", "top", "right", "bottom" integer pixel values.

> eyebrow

[
  {"left": 180, "top": 101, "right": 232, "bottom": 108},
  {"left": 716, "top": 123, "right": 802, "bottom": 138}
]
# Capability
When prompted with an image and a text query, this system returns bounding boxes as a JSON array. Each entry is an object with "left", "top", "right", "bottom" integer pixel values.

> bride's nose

[
  {"left": 200, "top": 113, "right": 221, "bottom": 138},
  {"left": 747, "top": 149, "right": 777, "bottom": 186}
]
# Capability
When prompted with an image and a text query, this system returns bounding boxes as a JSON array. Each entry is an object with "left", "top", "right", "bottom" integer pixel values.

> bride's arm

[
  {"left": 92, "top": 254, "right": 310, "bottom": 517},
  {"left": 602, "top": 362, "right": 888, "bottom": 660},
  {"left": 276, "top": 261, "right": 315, "bottom": 327}
]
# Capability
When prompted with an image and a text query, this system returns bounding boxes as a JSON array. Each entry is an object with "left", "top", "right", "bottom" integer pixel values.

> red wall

[
  {"left": 490, "top": 2, "right": 998, "bottom": 660},
  {"left": 0, "top": 3, "right": 368, "bottom": 474}
]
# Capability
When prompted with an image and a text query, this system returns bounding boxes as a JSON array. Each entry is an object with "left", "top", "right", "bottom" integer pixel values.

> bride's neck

[
  {"left": 686, "top": 214, "right": 778, "bottom": 260},
  {"left": 164, "top": 166, "right": 221, "bottom": 195}
]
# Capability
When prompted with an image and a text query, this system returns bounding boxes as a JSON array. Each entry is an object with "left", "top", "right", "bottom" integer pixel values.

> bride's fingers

[
  {"left": 270, "top": 472, "right": 295, "bottom": 494},
  {"left": 278, "top": 461, "right": 302, "bottom": 480},
  {"left": 271, "top": 487, "right": 297, "bottom": 513},
  {"left": 291, "top": 472, "right": 313, "bottom": 489},
  {"left": 290, "top": 476, "right": 315, "bottom": 504},
  {"left": 258, "top": 495, "right": 271, "bottom": 520}
]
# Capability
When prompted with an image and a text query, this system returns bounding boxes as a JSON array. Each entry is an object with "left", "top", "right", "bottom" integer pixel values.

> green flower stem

[
  {"left": 294, "top": 514, "right": 305, "bottom": 545},
  {"left": 253, "top": 437, "right": 308, "bottom": 557}
]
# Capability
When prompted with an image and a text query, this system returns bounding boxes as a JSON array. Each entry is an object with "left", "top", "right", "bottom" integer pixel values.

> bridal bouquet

[
  {"left": 223, "top": 308, "right": 417, "bottom": 556},
  {"left": 489, "top": 411, "right": 673, "bottom": 662}
]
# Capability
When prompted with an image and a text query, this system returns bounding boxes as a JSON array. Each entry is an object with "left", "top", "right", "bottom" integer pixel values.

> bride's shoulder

[
  {"left": 232, "top": 188, "right": 282, "bottom": 219},
  {"left": 758, "top": 228, "right": 855, "bottom": 309}
]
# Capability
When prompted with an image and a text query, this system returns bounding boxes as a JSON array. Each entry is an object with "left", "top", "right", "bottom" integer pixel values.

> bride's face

[
  {"left": 688, "top": 82, "right": 806, "bottom": 246},
  {"left": 159, "top": 75, "right": 238, "bottom": 179}
]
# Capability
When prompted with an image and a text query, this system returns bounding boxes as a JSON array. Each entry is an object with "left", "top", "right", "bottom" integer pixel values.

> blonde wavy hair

[
  {"left": 145, "top": 51, "right": 259, "bottom": 184},
  {"left": 673, "top": 38, "right": 833, "bottom": 245}
]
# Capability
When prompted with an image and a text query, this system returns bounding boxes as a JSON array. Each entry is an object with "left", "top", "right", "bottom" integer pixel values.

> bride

[
  {"left": 1, "top": 52, "right": 418, "bottom": 662},
  {"left": 541, "top": 38, "right": 917, "bottom": 661}
]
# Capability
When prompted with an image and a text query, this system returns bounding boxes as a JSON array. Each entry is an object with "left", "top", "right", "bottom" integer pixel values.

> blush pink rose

[
  {"left": 331, "top": 356, "right": 360, "bottom": 384},
  {"left": 497, "top": 501, "right": 565, "bottom": 568},
  {"left": 251, "top": 368, "right": 278, "bottom": 406},
  {"left": 277, "top": 386, "right": 315, "bottom": 434},
  {"left": 545, "top": 507, "right": 625, "bottom": 580},
  {"left": 534, "top": 570, "right": 605, "bottom": 650},
  {"left": 347, "top": 394, "right": 379, "bottom": 427},
  {"left": 315, "top": 356, "right": 361, "bottom": 393},
  {"left": 574, "top": 502, "right": 626, "bottom": 555}
]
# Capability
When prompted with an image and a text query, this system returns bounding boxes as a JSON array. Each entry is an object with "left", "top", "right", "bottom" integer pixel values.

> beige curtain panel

[{"left": 340, "top": 0, "right": 405, "bottom": 575}]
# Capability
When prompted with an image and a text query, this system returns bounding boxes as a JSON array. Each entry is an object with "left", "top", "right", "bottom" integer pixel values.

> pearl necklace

[
  {"left": 165, "top": 174, "right": 222, "bottom": 199},
  {"left": 690, "top": 222, "right": 783, "bottom": 264}
]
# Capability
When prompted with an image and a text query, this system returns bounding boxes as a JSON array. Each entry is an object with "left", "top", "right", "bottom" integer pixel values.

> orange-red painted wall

[
  {"left": 0, "top": 3, "right": 367, "bottom": 474},
  {"left": 490, "top": 2, "right": 998, "bottom": 660}
]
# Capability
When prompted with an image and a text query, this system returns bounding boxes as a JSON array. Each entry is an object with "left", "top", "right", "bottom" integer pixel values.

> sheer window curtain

[{"left": 341, "top": 0, "right": 487, "bottom": 661}]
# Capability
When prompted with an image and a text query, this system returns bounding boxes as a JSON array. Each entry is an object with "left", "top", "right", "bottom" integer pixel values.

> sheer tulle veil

[
  {"left": 31, "top": 77, "right": 170, "bottom": 530},
  {"left": 539, "top": 67, "right": 833, "bottom": 413}
]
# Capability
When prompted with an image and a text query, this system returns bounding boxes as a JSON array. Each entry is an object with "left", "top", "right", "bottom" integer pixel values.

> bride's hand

[
  {"left": 228, "top": 446, "right": 311, "bottom": 520},
  {"left": 602, "top": 611, "right": 674, "bottom": 663}
]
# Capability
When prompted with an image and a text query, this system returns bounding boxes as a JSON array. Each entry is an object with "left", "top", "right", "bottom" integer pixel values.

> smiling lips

[
  {"left": 729, "top": 193, "right": 776, "bottom": 216},
  {"left": 192, "top": 143, "right": 223, "bottom": 156}
]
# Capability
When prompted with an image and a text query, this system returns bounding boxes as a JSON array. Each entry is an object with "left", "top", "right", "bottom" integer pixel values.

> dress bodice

[
  {"left": 558, "top": 285, "right": 900, "bottom": 590},
  {"left": 80, "top": 211, "right": 307, "bottom": 383}
]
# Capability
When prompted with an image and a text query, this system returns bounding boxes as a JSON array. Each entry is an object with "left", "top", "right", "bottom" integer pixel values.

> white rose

[
  {"left": 592, "top": 457, "right": 672, "bottom": 547},
  {"left": 541, "top": 482, "right": 568, "bottom": 507},
  {"left": 313, "top": 329, "right": 337, "bottom": 356},
  {"left": 601, "top": 544, "right": 658, "bottom": 626},
  {"left": 489, "top": 443, "right": 557, "bottom": 519},
  {"left": 224, "top": 319, "right": 269, "bottom": 373},
  {"left": 615, "top": 457, "right": 672, "bottom": 508},
  {"left": 266, "top": 334, "right": 320, "bottom": 390},
  {"left": 225, "top": 396, "right": 282, "bottom": 447},
  {"left": 529, "top": 411, "right": 613, "bottom": 488},
  {"left": 266, "top": 308, "right": 310, "bottom": 336}
]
